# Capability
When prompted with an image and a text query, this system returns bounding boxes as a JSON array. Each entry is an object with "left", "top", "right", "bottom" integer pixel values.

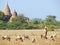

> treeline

[{"left": 0, "top": 11, "right": 60, "bottom": 30}]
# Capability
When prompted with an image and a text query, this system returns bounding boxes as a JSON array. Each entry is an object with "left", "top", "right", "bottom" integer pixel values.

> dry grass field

[{"left": 0, "top": 29, "right": 60, "bottom": 45}]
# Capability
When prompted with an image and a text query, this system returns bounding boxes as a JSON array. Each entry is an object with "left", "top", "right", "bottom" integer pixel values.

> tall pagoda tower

[
  {"left": 9, "top": 10, "right": 17, "bottom": 22},
  {"left": 3, "top": 2, "right": 12, "bottom": 21},
  {"left": 3, "top": 2, "right": 11, "bottom": 16},
  {"left": 3, "top": 2, "right": 17, "bottom": 22}
]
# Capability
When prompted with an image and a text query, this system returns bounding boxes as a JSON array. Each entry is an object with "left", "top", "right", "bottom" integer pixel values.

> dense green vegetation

[{"left": 0, "top": 11, "right": 60, "bottom": 30}]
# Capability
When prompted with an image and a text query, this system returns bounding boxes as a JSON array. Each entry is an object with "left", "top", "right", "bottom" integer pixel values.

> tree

[
  {"left": 0, "top": 20, "right": 6, "bottom": 29},
  {"left": 31, "top": 18, "right": 42, "bottom": 24},
  {"left": 7, "top": 14, "right": 29, "bottom": 29},
  {"left": 0, "top": 11, "right": 4, "bottom": 20},
  {"left": 44, "top": 15, "right": 56, "bottom": 25},
  {"left": 44, "top": 15, "right": 58, "bottom": 31},
  {"left": 17, "top": 14, "right": 29, "bottom": 23},
  {"left": 47, "top": 15, "right": 56, "bottom": 20},
  {"left": 26, "top": 18, "right": 44, "bottom": 29}
]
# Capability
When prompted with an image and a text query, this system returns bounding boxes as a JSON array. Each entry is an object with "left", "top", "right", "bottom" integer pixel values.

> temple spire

[
  {"left": 3, "top": 2, "right": 11, "bottom": 16},
  {"left": 9, "top": 10, "right": 17, "bottom": 22},
  {"left": 12, "top": 9, "right": 17, "bottom": 17}
]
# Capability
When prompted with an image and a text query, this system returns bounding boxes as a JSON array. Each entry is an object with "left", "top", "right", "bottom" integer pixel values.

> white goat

[
  {"left": 16, "top": 35, "right": 24, "bottom": 42},
  {"left": 32, "top": 38, "right": 36, "bottom": 43},
  {"left": 50, "top": 32, "right": 56, "bottom": 41},
  {"left": 2, "top": 35, "right": 11, "bottom": 41}
]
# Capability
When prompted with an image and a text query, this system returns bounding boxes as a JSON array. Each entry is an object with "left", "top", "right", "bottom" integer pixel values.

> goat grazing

[
  {"left": 2, "top": 35, "right": 11, "bottom": 41},
  {"left": 16, "top": 35, "right": 24, "bottom": 42},
  {"left": 50, "top": 33, "right": 56, "bottom": 41},
  {"left": 32, "top": 38, "right": 36, "bottom": 43},
  {"left": 24, "top": 35, "right": 30, "bottom": 40}
]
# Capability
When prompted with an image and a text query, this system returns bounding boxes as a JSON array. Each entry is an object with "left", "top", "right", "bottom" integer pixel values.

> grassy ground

[{"left": 0, "top": 29, "right": 60, "bottom": 45}]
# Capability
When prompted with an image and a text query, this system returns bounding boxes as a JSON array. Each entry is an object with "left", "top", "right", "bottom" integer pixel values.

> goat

[
  {"left": 50, "top": 33, "right": 56, "bottom": 41},
  {"left": 2, "top": 35, "right": 11, "bottom": 41},
  {"left": 41, "top": 34, "right": 47, "bottom": 39},
  {"left": 24, "top": 35, "right": 30, "bottom": 40},
  {"left": 41, "top": 34, "right": 43, "bottom": 39},
  {"left": 16, "top": 35, "right": 24, "bottom": 42},
  {"left": 32, "top": 38, "right": 36, "bottom": 43}
]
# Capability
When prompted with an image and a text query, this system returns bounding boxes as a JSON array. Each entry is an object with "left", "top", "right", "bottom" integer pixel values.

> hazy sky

[{"left": 0, "top": 0, "right": 60, "bottom": 20}]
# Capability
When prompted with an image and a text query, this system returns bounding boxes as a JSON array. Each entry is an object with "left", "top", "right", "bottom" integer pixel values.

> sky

[{"left": 0, "top": 0, "right": 60, "bottom": 20}]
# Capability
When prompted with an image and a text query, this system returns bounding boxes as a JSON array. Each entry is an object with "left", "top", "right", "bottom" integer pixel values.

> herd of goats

[
  {"left": 2, "top": 35, "right": 36, "bottom": 43},
  {"left": 1, "top": 27, "right": 57, "bottom": 43}
]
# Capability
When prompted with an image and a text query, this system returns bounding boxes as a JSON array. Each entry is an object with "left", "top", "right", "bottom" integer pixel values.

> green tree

[
  {"left": 44, "top": 15, "right": 58, "bottom": 31},
  {"left": 44, "top": 15, "right": 56, "bottom": 25},
  {"left": 17, "top": 14, "right": 29, "bottom": 23},
  {"left": 0, "top": 11, "right": 4, "bottom": 20},
  {"left": 31, "top": 18, "right": 42, "bottom": 24},
  {"left": 0, "top": 20, "right": 6, "bottom": 29}
]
